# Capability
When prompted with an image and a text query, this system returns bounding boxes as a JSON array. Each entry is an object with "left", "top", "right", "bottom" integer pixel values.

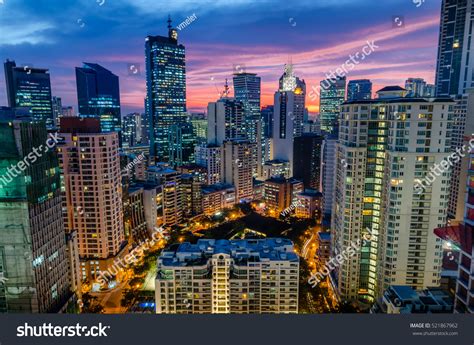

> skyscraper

[
  {"left": 272, "top": 64, "right": 306, "bottom": 176},
  {"left": 147, "top": 164, "right": 183, "bottom": 228},
  {"left": 75, "top": 62, "right": 121, "bottom": 135},
  {"left": 4, "top": 60, "right": 54, "bottom": 129},
  {"left": 58, "top": 117, "right": 125, "bottom": 282},
  {"left": 448, "top": 89, "right": 474, "bottom": 223},
  {"left": 293, "top": 133, "right": 323, "bottom": 190},
  {"left": 405, "top": 78, "right": 429, "bottom": 97},
  {"left": 319, "top": 76, "right": 346, "bottom": 134},
  {"left": 233, "top": 72, "right": 261, "bottom": 140},
  {"left": 207, "top": 96, "right": 245, "bottom": 146},
  {"left": 331, "top": 87, "right": 453, "bottom": 303},
  {"left": 233, "top": 72, "right": 262, "bottom": 176},
  {"left": 146, "top": 17, "right": 186, "bottom": 161},
  {"left": 261, "top": 105, "right": 274, "bottom": 138},
  {"left": 347, "top": 79, "right": 372, "bottom": 101},
  {"left": 51, "top": 96, "right": 62, "bottom": 127},
  {"left": 0, "top": 109, "right": 71, "bottom": 312},
  {"left": 435, "top": 0, "right": 474, "bottom": 96},
  {"left": 168, "top": 122, "right": 196, "bottom": 167},
  {"left": 122, "top": 112, "right": 144, "bottom": 148},
  {"left": 454, "top": 143, "right": 474, "bottom": 313},
  {"left": 222, "top": 140, "right": 255, "bottom": 202},
  {"left": 195, "top": 144, "right": 222, "bottom": 185}
]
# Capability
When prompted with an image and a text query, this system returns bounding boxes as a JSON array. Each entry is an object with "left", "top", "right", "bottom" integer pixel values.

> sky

[{"left": 0, "top": 0, "right": 441, "bottom": 114}]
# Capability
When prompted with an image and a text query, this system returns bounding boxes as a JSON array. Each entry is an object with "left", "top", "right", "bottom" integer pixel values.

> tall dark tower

[{"left": 146, "top": 17, "right": 187, "bottom": 162}]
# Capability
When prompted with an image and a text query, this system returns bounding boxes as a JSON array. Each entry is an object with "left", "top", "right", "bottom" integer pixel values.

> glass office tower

[
  {"left": 4, "top": 60, "right": 54, "bottom": 129},
  {"left": 145, "top": 17, "right": 187, "bottom": 162},
  {"left": 75, "top": 62, "right": 121, "bottom": 135}
]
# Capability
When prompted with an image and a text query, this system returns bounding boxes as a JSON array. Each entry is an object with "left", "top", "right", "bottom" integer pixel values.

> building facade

[
  {"left": 146, "top": 19, "right": 187, "bottom": 161},
  {"left": 155, "top": 238, "right": 299, "bottom": 314},
  {"left": 435, "top": 0, "right": 474, "bottom": 96},
  {"left": 75, "top": 63, "right": 121, "bottom": 135},
  {"left": 58, "top": 117, "right": 125, "bottom": 281},
  {"left": 0, "top": 112, "right": 71, "bottom": 312},
  {"left": 331, "top": 87, "right": 453, "bottom": 303},
  {"left": 4, "top": 60, "right": 54, "bottom": 129}
]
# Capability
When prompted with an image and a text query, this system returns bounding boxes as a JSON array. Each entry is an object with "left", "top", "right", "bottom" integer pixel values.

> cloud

[{"left": 0, "top": 22, "right": 55, "bottom": 46}]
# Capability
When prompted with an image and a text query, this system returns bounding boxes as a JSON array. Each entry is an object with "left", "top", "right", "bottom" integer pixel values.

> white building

[
  {"left": 222, "top": 140, "right": 255, "bottom": 202},
  {"left": 272, "top": 64, "right": 306, "bottom": 176},
  {"left": 331, "top": 86, "right": 454, "bottom": 303},
  {"left": 195, "top": 144, "right": 222, "bottom": 185},
  {"left": 155, "top": 238, "right": 299, "bottom": 314}
]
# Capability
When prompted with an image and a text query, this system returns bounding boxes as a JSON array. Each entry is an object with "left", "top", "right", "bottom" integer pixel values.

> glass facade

[
  {"left": 145, "top": 24, "right": 187, "bottom": 162},
  {"left": 75, "top": 63, "right": 121, "bottom": 135},
  {"left": 4, "top": 60, "right": 54, "bottom": 129},
  {"left": 320, "top": 76, "right": 346, "bottom": 134},
  {"left": 347, "top": 79, "right": 372, "bottom": 101}
]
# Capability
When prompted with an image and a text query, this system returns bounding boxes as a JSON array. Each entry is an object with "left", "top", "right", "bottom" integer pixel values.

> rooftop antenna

[{"left": 167, "top": 15, "right": 172, "bottom": 29}]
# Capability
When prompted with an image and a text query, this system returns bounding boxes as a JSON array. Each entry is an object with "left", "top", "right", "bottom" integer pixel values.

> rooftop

[{"left": 158, "top": 238, "right": 298, "bottom": 268}]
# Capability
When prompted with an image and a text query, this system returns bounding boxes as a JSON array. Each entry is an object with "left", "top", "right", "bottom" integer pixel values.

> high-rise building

[
  {"left": 454, "top": 144, "right": 474, "bottom": 313},
  {"left": 4, "top": 60, "right": 54, "bottom": 129},
  {"left": 168, "top": 122, "right": 196, "bottom": 167},
  {"left": 405, "top": 78, "right": 430, "bottom": 97},
  {"left": 448, "top": 89, "right": 474, "bottom": 223},
  {"left": 58, "top": 117, "right": 125, "bottom": 281},
  {"left": 272, "top": 65, "right": 306, "bottom": 176},
  {"left": 178, "top": 165, "right": 207, "bottom": 217},
  {"left": 207, "top": 97, "right": 245, "bottom": 145},
  {"left": 147, "top": 164, "right": 183, "bottom": 228},
  {"left": 190, "top": 117, "right": 208, "bottom": 144},
  {"left": 321, "top": 134, "right": 337, "bottom": 219},
  {"left": 293, "top": 133, "right": 323, "bottom": 190},
  {"left": 0, "top": 110, "right": 71, "bottom": 312},
  {"left": 347, "top": 79, "right": 372, "bottom": 101},
  {"left": 122, "top": 112, "right": 145, "bottom": 148},
  {"left": 261, "top": 105, "right": 274, "bottom": 138},
  {"left": 262, "top": 159, "right": 291, "bottom": 180},
  {"left": 233, "top": 72, "right": 262, "bottom": 175},
  {"left": 319, "top": 76, "right": 346, "bottom": 134},
  {"left": 222, "top": 140, "right": 255, "bottom": 202},
  {"left": 435, "top": 0, "right": 474, "bottom": 96},
  {"left": 75, "top": 63, "right": 121, "bottom": 135},
  {"left": 195, "top": 144, "right": 222, "bottom": 185},
  {"left": 331, "top": 87, "right": 453, "bottom": 303},
  {"left": 155, "top": 238, "right": 299, "bottom": 314},
  {"left": 61, "top": 106, "right": 75, "bottom": 118},
  {"left": 233, "top": 72, "right": 261, "bottom": 140},
  {"left": 146, "top": 18, "right": 186, "bottom": 161},
  {"left": 52, "top": 96, "right": 62, "bottom": 127},
  {"left": 295, "top": 190, "right": 322, "bottom": 219},
  {"left": 123, "top": 186, "right": 149, "bottom": 243}
]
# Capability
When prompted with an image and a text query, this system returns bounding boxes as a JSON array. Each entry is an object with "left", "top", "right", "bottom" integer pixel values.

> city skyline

[{"left": 0, "top": 0, "right": 440, "bottom": 114}]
